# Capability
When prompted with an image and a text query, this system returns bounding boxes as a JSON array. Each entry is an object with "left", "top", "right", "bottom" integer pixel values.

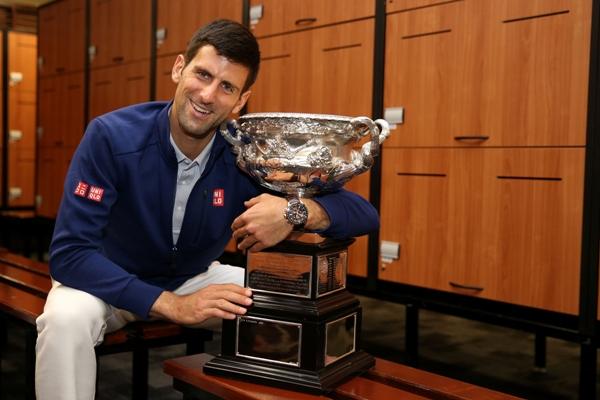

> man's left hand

[{"left": 231, "top": 194, "right": 293, "bottom": 252}]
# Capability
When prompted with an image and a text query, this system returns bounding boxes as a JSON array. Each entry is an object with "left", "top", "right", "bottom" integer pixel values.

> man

[{"left": 35, "top": 19, "right": 379, "bottom": 399}]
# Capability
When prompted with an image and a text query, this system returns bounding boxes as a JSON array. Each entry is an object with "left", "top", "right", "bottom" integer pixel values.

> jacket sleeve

[
  {"left": 49, "top": 118, "right": 163, "bottom": 318},
  {"left": 312, "top": 188, "right": 380, "bottom": 239}
]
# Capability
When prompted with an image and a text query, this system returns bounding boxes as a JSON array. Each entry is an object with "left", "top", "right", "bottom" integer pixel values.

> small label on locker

[
  {"left": 9, "top": 187, "right": 22, "bottom": 200},
  {"left": 9, "top": 72, "right": 23, "bottom": 86},
  {"left": 249, "top": 4, "right": 263, "bottom": 24},
  {"left": 156, "top": 28, "right": 167, "bottom": 46},
  {"left": 384, "top": 107, "right": 404, "bottom": 126},
  {"left": 9, "top": 130, "right": 23, "bottom": 141}
]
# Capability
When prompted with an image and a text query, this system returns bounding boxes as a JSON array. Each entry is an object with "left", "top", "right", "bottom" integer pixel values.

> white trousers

[{"left": 35, "top": 261, "right": 244, "bottom": 400}]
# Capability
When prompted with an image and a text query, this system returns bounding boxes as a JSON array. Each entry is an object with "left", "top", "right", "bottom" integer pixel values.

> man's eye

[
  {"left": 198, "top": 71, "right": 211, "bottom": 80},
  {"left": 222, "top": 84, "right": 235, "bottom": 94}
]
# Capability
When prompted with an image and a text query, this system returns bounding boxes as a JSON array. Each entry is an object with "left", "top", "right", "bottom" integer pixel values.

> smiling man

[{"left": 34, "top": 20, "right": 379, "bottom": 400}]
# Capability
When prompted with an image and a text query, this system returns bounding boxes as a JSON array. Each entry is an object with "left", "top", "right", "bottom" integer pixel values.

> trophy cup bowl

[
  {"left": 204, "top": 113, "right": 390, "bottom": 393},
  {"left": 219, "top": 112, "right": 390, "bottom": 197}
]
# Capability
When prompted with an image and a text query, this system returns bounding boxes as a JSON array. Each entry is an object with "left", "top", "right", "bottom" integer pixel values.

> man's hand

[
  {"left": 231, "top": 193, "right": 331, "bottom": 252},
  {"left": 150, "top": 284, "right": 252, "bottom": 325},
  {"left": 231, "top": 194, "right": 293, "bottom": 252}
]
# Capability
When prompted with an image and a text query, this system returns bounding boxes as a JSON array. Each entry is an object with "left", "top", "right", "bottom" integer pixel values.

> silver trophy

[
  {"left": 219, "top": 112, "right": 390, "bottom": 197},
  {"left": 205, "top": 113, "right": 390, "bottom": 393}
]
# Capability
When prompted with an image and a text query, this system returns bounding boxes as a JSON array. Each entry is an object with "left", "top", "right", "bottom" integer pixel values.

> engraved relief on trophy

[{"left": 220, "top": 113, "right": 390, "bottom": 196}]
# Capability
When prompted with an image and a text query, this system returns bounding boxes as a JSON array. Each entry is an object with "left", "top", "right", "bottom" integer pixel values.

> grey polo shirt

[{"left": 170, "top": 134, "right": 215, "bottom": 245}]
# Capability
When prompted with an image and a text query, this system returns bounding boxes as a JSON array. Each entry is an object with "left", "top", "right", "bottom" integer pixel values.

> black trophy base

[{"left": 204, "top": 350, "right": 374, "bottom": 394}]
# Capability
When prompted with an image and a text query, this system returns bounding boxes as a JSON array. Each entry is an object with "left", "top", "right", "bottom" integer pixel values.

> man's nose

[{"left": 199, "top": 81, "right": 219, "bottom": 103}]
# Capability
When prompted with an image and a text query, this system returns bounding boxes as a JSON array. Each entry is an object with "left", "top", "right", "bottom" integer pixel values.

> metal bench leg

[
  {"left": 25, "top": 327, "right": 37, "bottom": 400},
  {"left": 131, "top": 346, "right": 149, "bottom": 400},
  {"left": 533, "top": 332, "right": 546, "bottom": 372},
  {"left": 405, "top": 303, "right": 419, "bottom": 367},
  {"left": 579, "top": 339, "right": 597, "bottom": 400},
  {"left": 184, "top": 328, "right": 208, "bottom": 355}
]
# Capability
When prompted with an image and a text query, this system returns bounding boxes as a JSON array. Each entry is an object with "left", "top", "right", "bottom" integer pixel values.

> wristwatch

[{"left": 283, "top": 198, "right": 308, "bottom": 229}]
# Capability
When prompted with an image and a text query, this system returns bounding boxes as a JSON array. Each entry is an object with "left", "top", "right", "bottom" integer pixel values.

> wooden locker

[
  {"left": 89, "top": 0, "right": 151, "bottom": 68},
  {"left": 483, "top": 0, "right": 591, "bottom": 146},
  {"left": 379, "top": 147, "right": 584, "bottom": 314},
  {"left": 248, "top": 19, "right": 375, "bottom": 276},
  {"left": 8, "top": 32, "right": 37, "bottom": 207},
  {"left": 156, "top": 0, "right": 243, "bottom": 57},
  {"left": 155, "top": 55, "right": 176, "bottom": 101},
  {"left": 38, "top": 0, "right": 86, "bottom": 76},
  {"left": 37, "top": 2, "right": 58, "bottom": 76},
  {"left": 249, "top": 0, "right": 375, "bottom": 37},
  {"left": 89, "top": 61, "right": 150, "bottom": 119},
  {"left": 36, "top": 147, "right": 74, "bottom": 218},
  {"left": 384, "top": 0, "right": 591, "bottom": 148}
]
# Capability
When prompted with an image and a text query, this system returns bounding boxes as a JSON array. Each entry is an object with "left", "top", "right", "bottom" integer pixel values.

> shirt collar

[{"left": 169, "top": 133, "right": 215, "bottom": 167}]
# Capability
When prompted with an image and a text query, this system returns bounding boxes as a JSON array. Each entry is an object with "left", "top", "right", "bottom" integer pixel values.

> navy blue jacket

[{"left": 50, "top": 101, "right": 380, "bottom": 318}]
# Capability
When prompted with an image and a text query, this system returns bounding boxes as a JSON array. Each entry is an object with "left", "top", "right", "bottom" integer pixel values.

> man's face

[{"left": 171, "top": 45, "right": 251, "bottom": 141}]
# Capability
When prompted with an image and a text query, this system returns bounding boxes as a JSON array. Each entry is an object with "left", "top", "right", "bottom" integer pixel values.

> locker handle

[
  {"left": 112, "top": 56, "right": 124, "bottom": 63},
  {"left": 454, "top": 135, "right": 489, "bottom": 142},
  {"left": 449, "top": 281, "right": 484, "bottom": 292},
  {"left": 295, "top": 17, "right": 317, "bottom": 26}
]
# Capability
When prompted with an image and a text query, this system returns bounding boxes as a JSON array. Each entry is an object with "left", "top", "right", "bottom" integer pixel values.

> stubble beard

[{"left": 177, "top": 105, "right": 226, "bottom": 141}]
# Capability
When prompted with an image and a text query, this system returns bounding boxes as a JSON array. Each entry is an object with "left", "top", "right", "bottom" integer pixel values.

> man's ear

[
  {"left": 171, "top": 54, "right": 185, "bottom": 84},
  {"left": 232, "top": 90, "right": 252, "bottom": 114}
]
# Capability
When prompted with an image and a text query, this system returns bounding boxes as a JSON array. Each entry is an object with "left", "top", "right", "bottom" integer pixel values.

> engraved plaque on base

[{"left": 204, "top": 237, "right": 374, "bottom": 393}]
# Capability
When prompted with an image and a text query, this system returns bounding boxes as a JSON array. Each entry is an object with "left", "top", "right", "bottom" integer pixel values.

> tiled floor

[{"left": 1, "top": 295, "right": 597, "bottom": 399}]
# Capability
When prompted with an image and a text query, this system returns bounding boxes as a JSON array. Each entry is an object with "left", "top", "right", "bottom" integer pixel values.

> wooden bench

[
  {"left": 164, "top": 353, "right": 522, "bottom": 400},
  {"left": 0, "top": 249, "right": 212, "bottom": 400}
]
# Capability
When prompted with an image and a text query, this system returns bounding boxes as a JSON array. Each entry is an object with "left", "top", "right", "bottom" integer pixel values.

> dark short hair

[{"left": 184, "top": 19, "right": 260, "bottom": 92}]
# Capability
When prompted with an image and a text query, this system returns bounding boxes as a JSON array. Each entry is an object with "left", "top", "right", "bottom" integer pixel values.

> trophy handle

[
  {"left": 219, "top": 119, "right": 244, "bottom": 147},
  {"left": 350, "top": 117, "right": 390, "bottom": 174}
]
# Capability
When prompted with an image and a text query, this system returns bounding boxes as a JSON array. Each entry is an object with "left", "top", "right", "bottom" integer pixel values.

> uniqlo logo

[
  {"left": 74, "top": 181, "right": 89, "bottom": 197},
  {"left": 87, "top": 186, "right": 104, "bottom": 202},
  {"left": 213, "top": 189, "right": 224, "bottom": 207}
]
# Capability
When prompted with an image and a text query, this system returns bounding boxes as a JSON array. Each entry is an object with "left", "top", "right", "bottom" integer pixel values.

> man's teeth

[{"left": 191, "top": 102, "right": 210, "bottom": 114}]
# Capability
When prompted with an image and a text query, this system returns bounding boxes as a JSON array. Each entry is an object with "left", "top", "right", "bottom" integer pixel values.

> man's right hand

[{"left": 149, "top": 284, "right": 253, "bottom": 325}]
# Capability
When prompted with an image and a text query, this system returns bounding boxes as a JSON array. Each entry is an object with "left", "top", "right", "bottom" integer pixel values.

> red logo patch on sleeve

[
  {"left": 74, "top": 181, "right": 89, "bottom": 197},
  {"left": 213, "top": 189, "right": 224, "bottom": 207},
  {"left": 87, "top": 186, "right": 104, "bottom": 202}
]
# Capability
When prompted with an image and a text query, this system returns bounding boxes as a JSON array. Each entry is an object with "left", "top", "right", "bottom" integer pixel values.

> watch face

[{"left": 286, "top": 199, "right": 308, "bottom": 226}]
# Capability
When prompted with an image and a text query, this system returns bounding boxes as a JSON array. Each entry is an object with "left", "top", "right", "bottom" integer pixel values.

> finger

[
  {"left": 211, "top": 298, "right": 249, "bottom": 315},
  {"left": 207, "top": 284, "right": 252, "bottom": 298},
  {"left": 237, "top": 234, "right": 258, "bottom": 250},
  {"left": 248, "top": 241, "right": 267, "bottom": 253},
  {"left": 231, "top": 215, "right": 244, "bottom": 231},
  {"left": 231, "top": 227, "right": 248, "bottom": 242},
  {"left": 243, "top": 195, "right": 262, "bottom": 208}
]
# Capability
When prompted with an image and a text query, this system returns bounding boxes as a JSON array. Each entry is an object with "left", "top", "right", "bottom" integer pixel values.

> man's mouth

[{"left": 190, "top": 99, "right": 212, "bottom": 116}]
